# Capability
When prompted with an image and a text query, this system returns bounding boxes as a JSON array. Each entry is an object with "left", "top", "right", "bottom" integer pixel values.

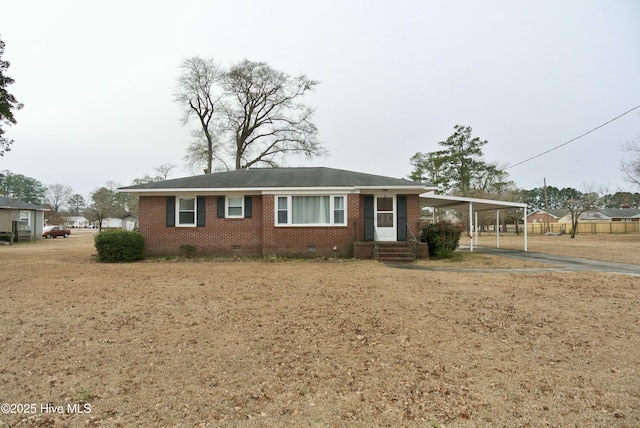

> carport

[{"left": 419, "top": 194, "right": 528, "bottom": 251}]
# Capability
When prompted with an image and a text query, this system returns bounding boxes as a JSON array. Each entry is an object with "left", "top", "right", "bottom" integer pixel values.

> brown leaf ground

[{"left": 0, "top": 231, "right": 639, "bottom": 427}]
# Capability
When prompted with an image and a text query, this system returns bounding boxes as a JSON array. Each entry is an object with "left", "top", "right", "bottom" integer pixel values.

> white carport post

[
  {"left": 469, "top": 202, "right": 473, "bottom": 252},
  {"left": 475, "top": 211, "right": 479, "bottom": 247},
  {"left": 496, "top": 210, "right": 500, "bottom": 248},
  {"left": 524, "top": 206, "right": 528, "bottom": 251}
]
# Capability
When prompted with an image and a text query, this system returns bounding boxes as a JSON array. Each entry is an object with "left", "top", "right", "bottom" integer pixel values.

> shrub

[
  {"left": 94, "top": 230, "right": 145, "bottom": 262},
  {"left": 421, "top": 221, "right": 463, "bottom": 258},
  {"left": 179, "top": 244, "right": 196, "bottom": 258}
]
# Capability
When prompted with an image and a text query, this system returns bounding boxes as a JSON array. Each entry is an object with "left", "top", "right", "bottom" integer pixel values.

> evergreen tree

[{"left": 0, "top": 36, "right": 23, "bottom": 156}]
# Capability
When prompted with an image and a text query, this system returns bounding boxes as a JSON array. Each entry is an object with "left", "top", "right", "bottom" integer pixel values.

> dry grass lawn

[{"left": 0, "top": 231, "right": 639, "bottom": 427}]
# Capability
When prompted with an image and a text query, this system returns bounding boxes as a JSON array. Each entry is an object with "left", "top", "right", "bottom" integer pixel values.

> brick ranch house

[
  {"left": 526, "top": 209, "right": 568, "bottom": 224},
  {"left": 119, "top": 167, "right": 437, "bottom": 259}
]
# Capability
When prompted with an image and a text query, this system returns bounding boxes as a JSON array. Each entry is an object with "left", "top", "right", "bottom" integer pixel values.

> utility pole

[{"left": 543, "top": 178, "right": 550, "bottom": 233}]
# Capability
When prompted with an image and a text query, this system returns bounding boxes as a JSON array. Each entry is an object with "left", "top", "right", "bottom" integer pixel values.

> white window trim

[
  {"left": 176, "top": 196, "right": 197, "bottom": 227},
  {"left": 226, "top": 196, "right": 244, "bottom": 219},
  {"left": 19, "top": 210, "right": 31, "bottom": 226},
  {"left": 275, "top": 194, "right": 347, "bottom": 227}
]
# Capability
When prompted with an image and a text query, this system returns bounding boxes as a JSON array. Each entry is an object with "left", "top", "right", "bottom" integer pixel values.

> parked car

[{"left": 42, "top": 225, "right": 71, "bottom": 239}]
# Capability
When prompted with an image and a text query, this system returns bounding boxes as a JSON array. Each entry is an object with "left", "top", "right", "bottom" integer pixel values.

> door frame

[{"left": 374, "top": 194, "right": 396, "bottom": 241}]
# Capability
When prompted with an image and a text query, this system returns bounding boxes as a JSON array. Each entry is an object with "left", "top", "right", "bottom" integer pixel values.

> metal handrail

[
  {"left": 406, "top": 222, "right": 418, "bottom": 262},
  {"left": 373, "top": 228, "right": 380, "bottom": 260}
]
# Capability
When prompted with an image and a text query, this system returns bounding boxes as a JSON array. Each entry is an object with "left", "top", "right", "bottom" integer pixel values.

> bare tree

[
  {"left": 44, "top": 184, "right": 73, "bottom": 212},
  {"left": 621, "top": 135, "right": 640, "bottom": 188},
  {"left": 153, "top": 163, "right": 177, "bottom": 180},
  {"left": 565, "top": 186, "right": 599, "bottom": 239},
  {"left": 182, "top": 128, "right": 230, "bottom": 173},
  {"left": 176, "top": 58, "right": 327, "bottom": 172},
  {"left": 222, "top": 60, "right": 326, "bottom": 169},
  {"left": 174, "top": 57, "right": 223, "bottom": 174}
]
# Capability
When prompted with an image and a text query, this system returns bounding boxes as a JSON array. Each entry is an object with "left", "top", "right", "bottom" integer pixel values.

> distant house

[
  {"left": 119, "top": 167, "right": 436, "bottom": 259},
  {"left": 526, "top": 209, "right": 569, "bottom": 224},
  {"left": 64, "top": 216, "right": 90, "bottom": 228},
  {"left": 101, "top": 218, "right": 123, "bottom": 229},
  {"left": 557, "top": 208, "right": 640, "bottom": 223},
  {"left": 0, "top": 196, "right": 48, "bottom": 243},
  {"left": 598, "top": 208, "right": 640, "bottom": 222},
  {"left": 421, "top": 207, "right": 464, "bottom": 224},
  {"left": 122, "top": 214, "right": 138, "bottom": 231}
]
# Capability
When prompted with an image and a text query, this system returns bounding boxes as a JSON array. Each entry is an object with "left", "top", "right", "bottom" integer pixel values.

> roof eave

[{"left": 120, "top": 185, "right": 432, "bottom": 195}]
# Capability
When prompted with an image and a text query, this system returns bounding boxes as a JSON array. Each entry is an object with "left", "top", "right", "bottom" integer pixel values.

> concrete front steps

[{"left": 377, "top": 242, "right": 415, "bottom": 263}]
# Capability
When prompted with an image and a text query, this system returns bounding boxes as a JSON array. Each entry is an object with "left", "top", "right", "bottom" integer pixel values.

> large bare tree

[
  {"left": 222, "top": 60, "right": 325, "bottom": 169},
  {"left": 175, "top": 58, "right": 326, "bottom": 172},
  {"left": 174, "top": 57, "right": 223, "bottom": 174},
  {"left": 44, "top": 183, "right": 73, "bottom": 212}
]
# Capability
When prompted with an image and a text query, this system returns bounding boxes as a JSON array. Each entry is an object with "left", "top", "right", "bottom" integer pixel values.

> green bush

[
  {"left": 179, "top": 244, "right": 196, "bottom": 258},
  {"left": 94, "top": 230, "right": 145, "bottom": 262},
  {"left": 421, "top": 221, "right": 463, "bottom": 258}
]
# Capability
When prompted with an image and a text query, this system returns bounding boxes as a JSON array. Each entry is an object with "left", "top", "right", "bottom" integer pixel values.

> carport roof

[
  {"left": 420, "top": 193, "right": 527, "bottom": 211},
  {"left": 419, "top": 193, "right": 529, "bottom": 252}
]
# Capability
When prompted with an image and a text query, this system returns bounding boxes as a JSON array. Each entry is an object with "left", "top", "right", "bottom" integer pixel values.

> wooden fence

[{"left": 526, "top": 222, "right": 639, "bottom": 235}]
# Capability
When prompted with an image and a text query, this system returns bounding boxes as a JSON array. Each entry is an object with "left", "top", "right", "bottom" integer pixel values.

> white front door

[{"left": 375, "top": 195, "right": 396, "bottom": 241}]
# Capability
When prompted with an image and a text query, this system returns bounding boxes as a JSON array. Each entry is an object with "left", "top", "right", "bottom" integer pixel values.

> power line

[{"left": 505, "top": 104, "right": 640, "bottom": 170}]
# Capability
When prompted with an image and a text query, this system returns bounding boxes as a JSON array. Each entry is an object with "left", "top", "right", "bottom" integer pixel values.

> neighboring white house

[
  {"left": 122, "top": 214, "right": 138, "bottom": 231},
  {"left": 64, "top": 216, "right": 90, "bottom": 228},
  {"left": 101, "top": 217, "right": 123, "bottom": 228}
]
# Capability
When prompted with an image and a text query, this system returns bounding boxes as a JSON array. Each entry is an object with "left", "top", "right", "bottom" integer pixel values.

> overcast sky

[{"left": 2, "top": 0, "right": 639, "bottom": 198}]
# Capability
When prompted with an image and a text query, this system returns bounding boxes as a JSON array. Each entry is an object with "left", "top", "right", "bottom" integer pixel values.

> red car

[{"left": 42, "top": 225, "right": 71, "bottom": 239}]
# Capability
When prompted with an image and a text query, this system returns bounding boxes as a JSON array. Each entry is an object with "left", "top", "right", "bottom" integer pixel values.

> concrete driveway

[
  {"left": 394, "top": 247, "right": 640, "bottom": 277},
  {"left": 477, "top": 247, "right": 640, "bottom": 276}
]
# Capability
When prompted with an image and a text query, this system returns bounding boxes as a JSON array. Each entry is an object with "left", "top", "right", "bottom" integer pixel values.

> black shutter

[
  {"left": 364, "top": 195, "right": 374, "bottom": 241},
  {"left": 244, "top": 196, "right": 252, "bottom": 218},
  {"left": 217, "top": 196, "right": 225, "bottom": 218},
  {"left": 397, "top": 195, "right": 407, "bottom": 241},
  {"left": 197, "top": 196, "right": 206, "bottom": 227},
  {"left": 166, "top": 196, "right": 175, "bottom": 227}
]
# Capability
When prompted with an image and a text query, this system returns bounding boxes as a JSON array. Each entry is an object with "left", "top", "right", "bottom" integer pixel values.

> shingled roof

[
  {"left": 0, "top": 196, "right": 48, "bottom": 211},
  {"left": 120, "top": 167, "right": 430, "bottom": 192}
]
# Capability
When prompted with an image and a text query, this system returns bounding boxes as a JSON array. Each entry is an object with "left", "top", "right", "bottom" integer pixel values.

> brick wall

[
  {"left": 139, "top": 193, "right": 423, "bottom": 258},
  {"left": 139, "top": 196, "right": 263, "bottom": 257},
  {"left": 261, "top": 194, "right": 361, "bottom": 258},
  {"left": 406, "top": 193, "right": 422, "bottom": 240},
  {"left": 527, "top": 212, "right": 559, "bottom": 224}
]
